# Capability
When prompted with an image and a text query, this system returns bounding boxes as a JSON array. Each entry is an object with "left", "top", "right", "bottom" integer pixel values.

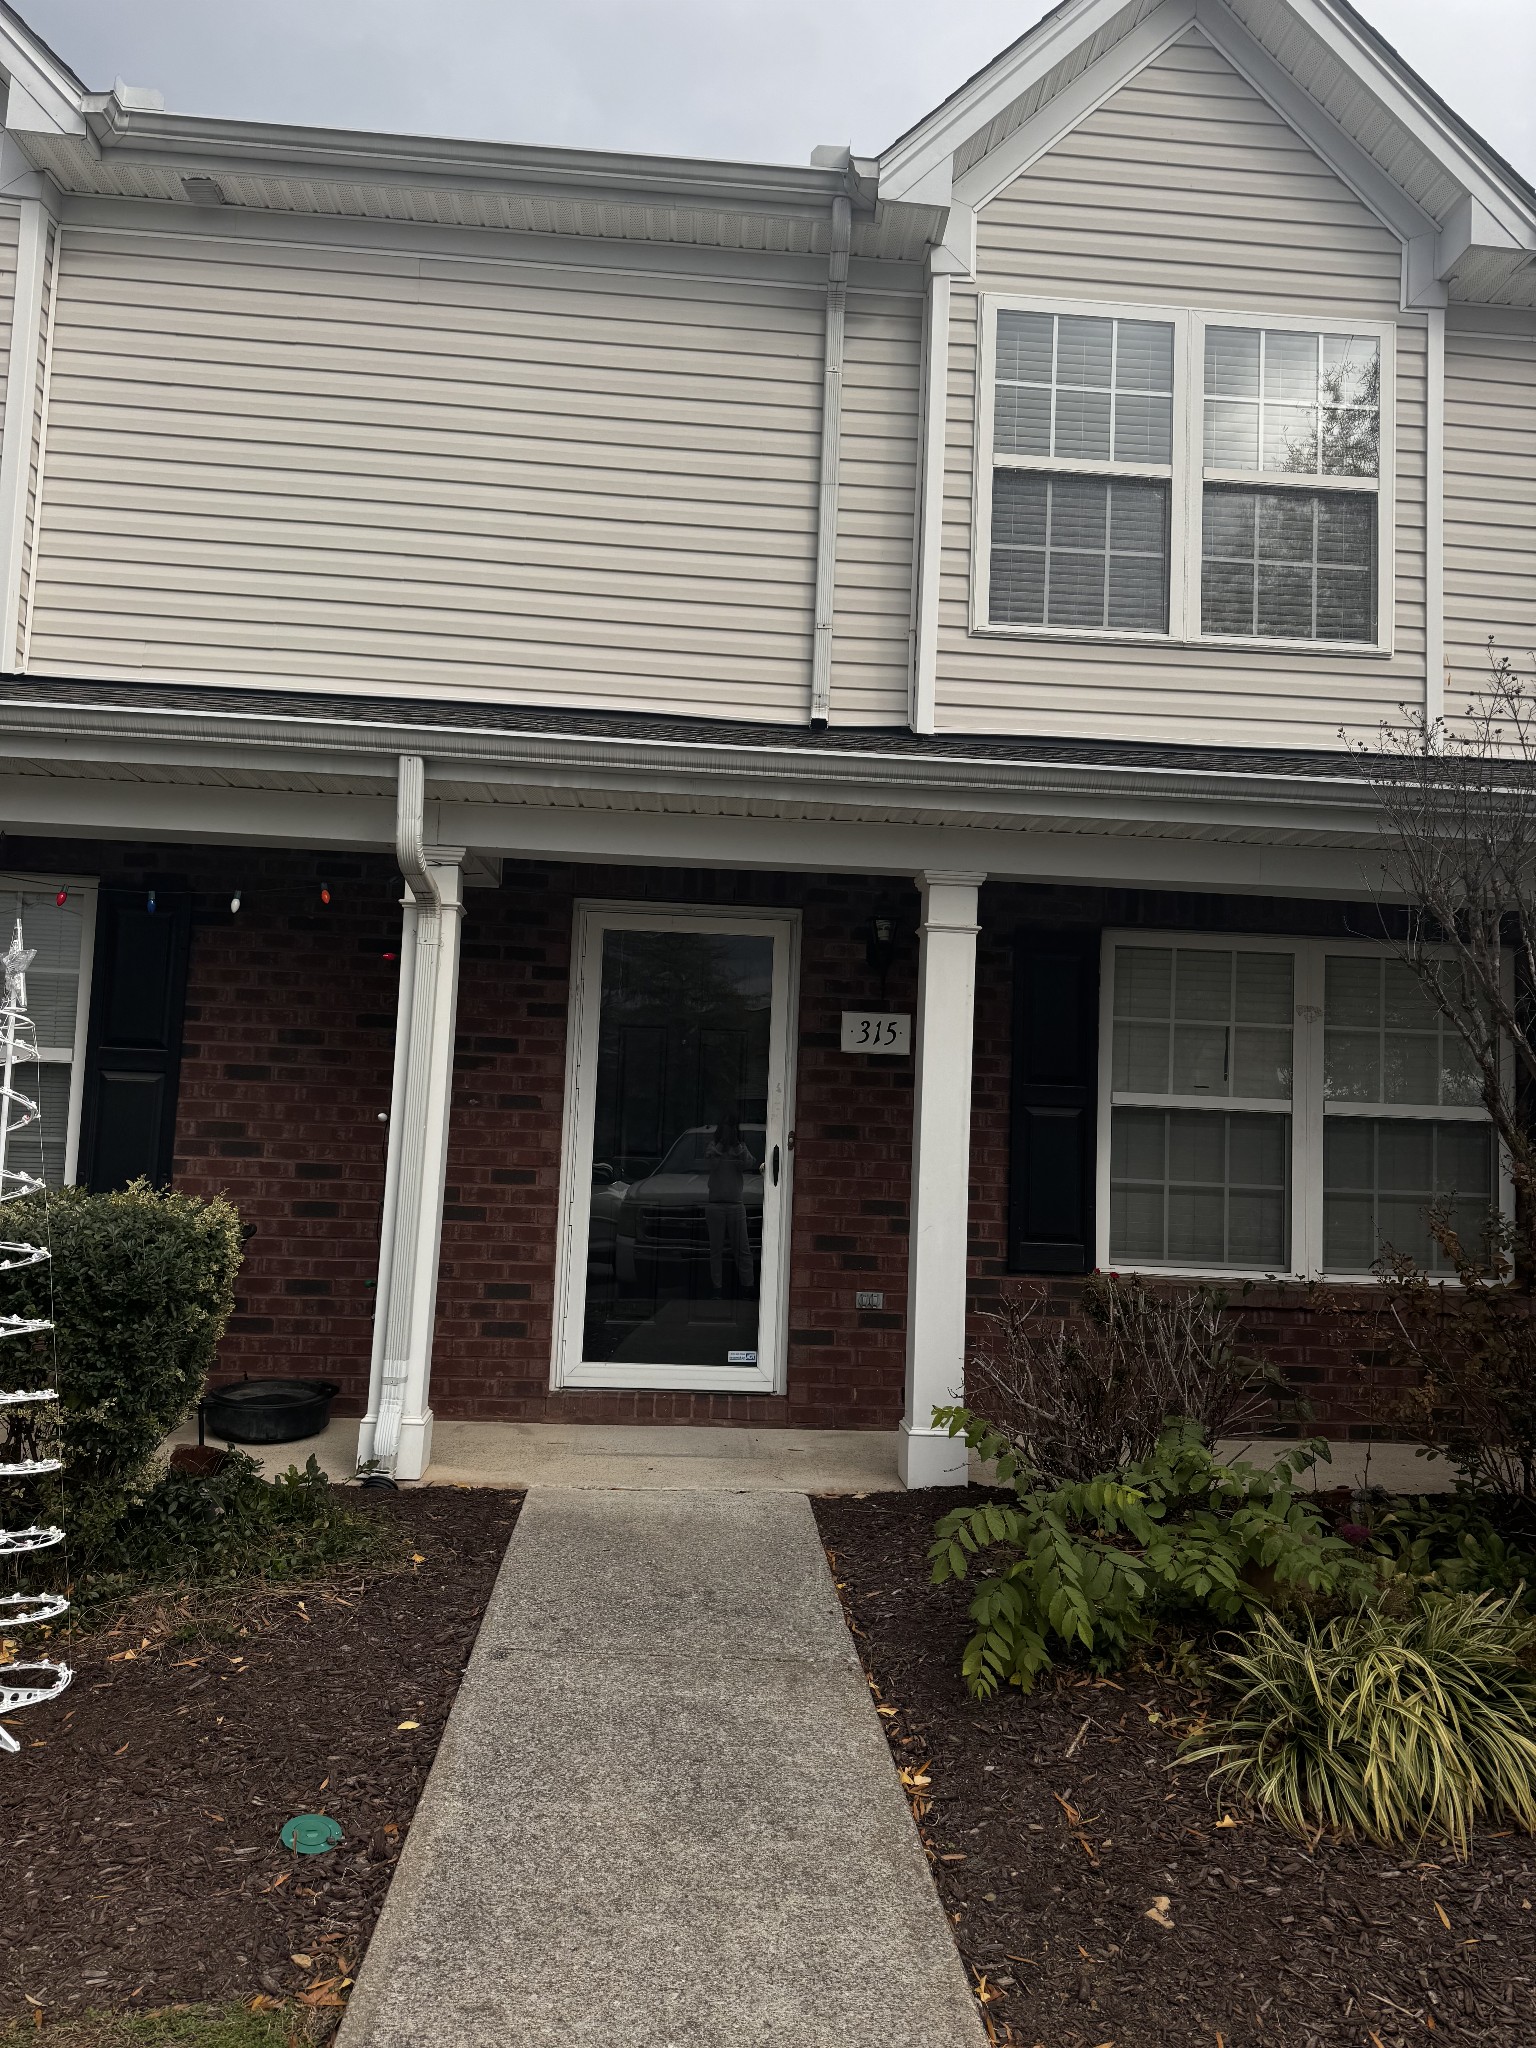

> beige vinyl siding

[
  {"left": 1444, "top": 311, "right": 1536, "bottom": 702},
  {"left": 28, "top": 231, "right": 833, "bottom": 720},
  {"left": 937, "top": 27, "right": 1427, "bottom": 748},
  {"left": 15, "top": 218, "right": 56, "bottom": 666},
  {"left": 829, "top": 294, "right": 922, "bottom": 724},
  {"left": 0, "top": 207, "right": 19, "bottom": 474}
]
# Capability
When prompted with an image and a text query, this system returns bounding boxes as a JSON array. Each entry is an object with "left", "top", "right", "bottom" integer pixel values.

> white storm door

[{"left": 553, "top": 903, "right": 800, "bottom": 1394}]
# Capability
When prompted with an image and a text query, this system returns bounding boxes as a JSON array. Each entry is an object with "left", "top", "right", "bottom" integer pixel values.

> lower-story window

[
  {"left": 1100, "top": 932, "right": 1503, "bottom": 1278},
  {"left": 0, "top": 877, "right": 96, "bottom": 1187}
]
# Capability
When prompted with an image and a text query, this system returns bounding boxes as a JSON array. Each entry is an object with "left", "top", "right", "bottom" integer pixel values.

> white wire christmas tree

[{"left": 0, "top": 918, "right": 72, "bottom": 1755}]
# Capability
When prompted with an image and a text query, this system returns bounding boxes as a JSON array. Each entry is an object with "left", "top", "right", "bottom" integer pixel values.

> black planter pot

[{"left": 199, "top": 1378, "right": 340, "bottom": 1446}]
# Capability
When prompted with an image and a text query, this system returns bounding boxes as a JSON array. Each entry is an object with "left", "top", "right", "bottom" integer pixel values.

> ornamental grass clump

[{"left": 1185, "top": 1593, "right": 1536, "bottom": 1857}]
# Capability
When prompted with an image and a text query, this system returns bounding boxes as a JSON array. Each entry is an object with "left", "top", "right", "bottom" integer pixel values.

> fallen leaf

[
  {"left": 1214, "top": 1814, "right": 1240, "bottom": 1829},
  {"left": 1144, "top": 1895, "right": 1175, "bottom": 1930},
  {"left": 397, "top": 1720, "right": 420, "bottom": 1731},
  {"left": 1434, "top": 1901, "right": 1451, "bottom": 1930},
  {"left": 290, "top": 1953, "right": 314, "bottom": 1969},
  {"left": 411, "top": 1553, "right": 426, "bottom": 1563}
]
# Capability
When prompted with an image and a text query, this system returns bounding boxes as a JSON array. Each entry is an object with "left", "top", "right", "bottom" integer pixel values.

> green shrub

[
  {"left": 70, "top": 1452, "right": 388, "bottom": 1610},
  {"left": 0, "top": 1182, "right": 243, "bottom": 1544},
  {"left": 1363, "top": 1491, "right": 1536, "bottom": 1604},
  {"left": 1184, "top": 1594, "right": 1536, "bottom": 1856},
  {"left": 930, "top": 1411, "right": 1369, "bottom": 1696}
]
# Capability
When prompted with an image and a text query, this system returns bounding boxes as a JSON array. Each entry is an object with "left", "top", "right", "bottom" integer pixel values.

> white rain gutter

[
  {"left": 363, "top": 754, "right": 442, "bottom": 1476},
  {"left": 809, "top": 194, "right": 851, "bottom": 729}
]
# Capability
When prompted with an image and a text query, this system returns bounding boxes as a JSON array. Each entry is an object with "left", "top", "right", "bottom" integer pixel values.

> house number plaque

[{"left": 840, "top": 1011, "right": 911, "bottom": 1055}]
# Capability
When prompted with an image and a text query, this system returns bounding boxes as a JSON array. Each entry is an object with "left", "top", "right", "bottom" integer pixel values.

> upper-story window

[{"left": 979, "top": 297, "right": 1394, "bottom": 653}]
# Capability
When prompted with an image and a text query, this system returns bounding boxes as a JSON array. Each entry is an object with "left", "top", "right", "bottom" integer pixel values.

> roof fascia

[
  {"left": 1286, "top": 0, "right": 1536, "bottom": 245},
  {"left": 0, "top": 13, "right": 86, "bottom": 140},
  {"left": 0, "top": 692, "right": 1398, "bottom": 840},
  {"left": 879, "top": 0, "right": 1136, "bottom": 200},
  {"left": 1194, "top": 2, "right": 1434, "bottom": 244},
  {"left": 951, "top": 0, "right": 1195, "bottom": 212},
  {"left": 68, "top": 101, "right": 862, "bottom": 222}
]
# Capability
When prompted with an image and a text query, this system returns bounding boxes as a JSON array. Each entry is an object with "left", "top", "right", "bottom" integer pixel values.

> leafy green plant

[
  {"left": 1364, "top": 1490, "right": 1536, "bottom": 1603},
  {"left": 1184, "top": 1593, "right": 1536, "bottom": 1856},
  {"left": 0, "top": 1182, "right": 244, "bottom": 1547},
  {"left": 71, "top": 1452, "right": 388, "bottom": 1605},
  {"left": 930, "top": 1411, "right": 1369, "bottom": 1696}
]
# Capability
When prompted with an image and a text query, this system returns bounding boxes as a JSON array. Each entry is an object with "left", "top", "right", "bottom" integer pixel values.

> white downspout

[
  {"left": 1424, "top": 305, "right": 1446, "bottom": 728},
  {"left": 356, "top": 888, "right": 419, "bottom": 1468},
  {"left": 368, "top": 755, "right": 444, "bottom": 1476},
  {"left": 809, "top": 194, "right": 851, "bottom": 730}
]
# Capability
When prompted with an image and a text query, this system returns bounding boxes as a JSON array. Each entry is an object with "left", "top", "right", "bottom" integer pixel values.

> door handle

[{"left": 771, "top": 1144, "right": 780, "bottom": 1186}]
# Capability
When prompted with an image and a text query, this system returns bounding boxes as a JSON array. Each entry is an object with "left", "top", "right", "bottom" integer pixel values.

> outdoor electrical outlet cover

[{"left": 280, "top": 1813, "right": 344, "bottom": 1855}]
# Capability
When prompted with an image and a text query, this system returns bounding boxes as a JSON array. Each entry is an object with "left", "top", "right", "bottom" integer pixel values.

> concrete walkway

[{"left": 336, "top": 1488, "right": 985, "bottom": 2047}]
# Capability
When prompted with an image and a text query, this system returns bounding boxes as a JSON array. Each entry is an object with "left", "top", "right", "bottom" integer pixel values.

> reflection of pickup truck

[{"left": 600, "top": 1125, "right": 765, "bottom": 1282}]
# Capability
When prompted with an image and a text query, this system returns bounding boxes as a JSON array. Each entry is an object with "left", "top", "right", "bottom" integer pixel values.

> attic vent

[{"left": 181, "top": 174, "right": 227, "bottom": 205}]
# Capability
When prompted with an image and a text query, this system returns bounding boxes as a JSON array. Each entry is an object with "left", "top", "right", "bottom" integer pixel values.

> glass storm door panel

[{"left": 558, "top": 907, "right": 797, "bottom": 1392}]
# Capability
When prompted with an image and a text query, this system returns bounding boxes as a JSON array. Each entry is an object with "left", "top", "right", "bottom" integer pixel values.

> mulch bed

[
  {"left": 1, "top": 1487, "right": 521, "bottom": 2027},
  {"left": 812, "top": 1489, "right": 1536, "bottom": 2048}
]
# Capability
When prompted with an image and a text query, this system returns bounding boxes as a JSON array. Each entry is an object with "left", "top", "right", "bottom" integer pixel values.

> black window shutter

[
  {"left": 1008, "top": 931, "right": 1100, "bottom": 1273},
  {"left": 79, "top": 888, "right": 191, "bottom": 1191}
]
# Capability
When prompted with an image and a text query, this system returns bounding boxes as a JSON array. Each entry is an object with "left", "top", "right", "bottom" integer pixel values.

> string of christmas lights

[{"left": 0, "top": 918, "right": 71, "bottom": 1755}]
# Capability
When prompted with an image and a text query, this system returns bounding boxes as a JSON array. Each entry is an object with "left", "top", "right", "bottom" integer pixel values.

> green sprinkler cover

[{"left": 280, "top": 1812, "right": 344, "bottom": 1855}]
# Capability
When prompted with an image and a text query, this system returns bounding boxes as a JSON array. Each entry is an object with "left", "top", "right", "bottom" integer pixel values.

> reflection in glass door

[{"left": 556, "top": 906, "right": 797, "bottom": 1392}]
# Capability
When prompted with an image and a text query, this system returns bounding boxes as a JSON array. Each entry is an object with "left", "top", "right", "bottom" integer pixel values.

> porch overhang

[{"left": 0, "top": 680, "right": 1409, "bottom": 900}]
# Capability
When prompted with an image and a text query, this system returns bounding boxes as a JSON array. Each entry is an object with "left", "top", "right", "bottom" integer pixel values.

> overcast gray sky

[{"left": 15, "top": 0, "right": 1536, "bottom": 179}]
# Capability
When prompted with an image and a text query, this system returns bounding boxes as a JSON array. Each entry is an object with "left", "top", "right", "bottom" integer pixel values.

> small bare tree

[
  {"left": 1353, "top": 645, "right": 1536, "bottom": 1208},
  {"left": 1348, "top": 646, "right": 1536, "bottom": 1496}
]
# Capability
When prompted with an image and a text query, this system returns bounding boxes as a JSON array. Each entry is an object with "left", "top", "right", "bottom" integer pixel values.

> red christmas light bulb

[
  {"left": 55, "top": 887, "right": 68, "bottom": 907},
  {"left": 320, "top": 884, "right": 332, "bottom": 906}
]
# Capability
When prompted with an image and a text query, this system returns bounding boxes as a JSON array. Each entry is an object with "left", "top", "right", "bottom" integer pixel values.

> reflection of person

[{"left": 705, "top": 1113, "right": 756, "bottom": 1292}]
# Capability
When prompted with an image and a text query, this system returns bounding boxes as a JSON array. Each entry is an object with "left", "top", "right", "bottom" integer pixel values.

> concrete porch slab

[
  {"left": 165, "top": 1417, "right": 905, "bottom": 1492},
  {"left": 335, "top": 1487, "right": 985, "bottom": 2048},
  {"left": 166, "top": 1414, "right": 1451, "bottom": 1494}
]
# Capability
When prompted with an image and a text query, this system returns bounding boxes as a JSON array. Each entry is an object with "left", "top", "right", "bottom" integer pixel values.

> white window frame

[
  {"left": 0, "top": 873, "right": 97, "bottom": 1186},
  {"left": 550, "top": 899, "right": 801, "bottom": 1396},
  {"left": 973, "top": 296, "right": 1397, "bottom": 657},
  {"left": 1095, "top": 930, "right": 1511, "bottom": 1282}
]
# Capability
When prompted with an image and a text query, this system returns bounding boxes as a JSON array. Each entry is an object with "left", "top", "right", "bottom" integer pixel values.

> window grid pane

[
  {"left": 1323, "top": 955, "right": 1484, "bottom": 1107},
  {"left": 1201, "top": 487, "right": 1375, "bottom": 642},
  {"left": 1323, "top": 1117, "right": 1495, "bottom": 1274},
  {"left": 991, "top": 474, "right": 1169, "bottom": 631},
  {"left": 995, "top": 309, "right": 1174, "bottom": 467},
  {"left": 1203, "top": 326, "right": 1379, "bottom": 479},
  {"left": 1111, "top": 944, "right": 1293, "bottom": 1102},
  {"left": 1111, "top": 1107, "right": 1289, "bottom": 1269}
]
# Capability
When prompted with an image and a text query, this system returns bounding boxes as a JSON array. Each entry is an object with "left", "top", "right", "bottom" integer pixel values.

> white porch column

[
  {"left": 900, "top": 870, "right": 985, "bottom": 1488},
  {"left": 360, "top": 819, "right": 466, "bottom": 1482}
]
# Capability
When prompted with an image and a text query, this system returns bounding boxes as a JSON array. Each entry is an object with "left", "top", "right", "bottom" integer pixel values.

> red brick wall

[
  {"left": 1, "top": 839, "right": 1400, "bottom": 1438},
  {"left": 428, "top": 863, "right": 922, "bottom": 1428}
]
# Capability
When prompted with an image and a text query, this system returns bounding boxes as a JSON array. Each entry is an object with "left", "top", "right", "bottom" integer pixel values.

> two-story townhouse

[{"left": 0, "top": 0, "right": 1531, "bottom": 1483}]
